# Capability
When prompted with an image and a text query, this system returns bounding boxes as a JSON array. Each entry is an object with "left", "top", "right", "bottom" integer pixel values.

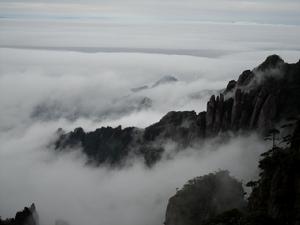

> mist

[
  {"left": 0, "top": 38, "right": 299, "bottom": 225},
  {"left": 0, "top": 117, "right": 267, "bottom": 225},
  {"left": 1, "top": 48, "right": 300, "bottom": 130},
  {"left": 0, "top": 47, "right": 276, "bottom": 225},
  {"left": 1, "top": 1, "right": 300, "bottom": 224}
]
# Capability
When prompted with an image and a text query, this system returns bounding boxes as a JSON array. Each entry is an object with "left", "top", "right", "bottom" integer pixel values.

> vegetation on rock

[
  {"left": 165, "top": 120, "right": 300, "bottom": 225},
  {"left": 0, "top": 204, "right": 38, "bottom": 225},
  {"left": 54, "top": 55, "right": 300, "bottom": 167}
]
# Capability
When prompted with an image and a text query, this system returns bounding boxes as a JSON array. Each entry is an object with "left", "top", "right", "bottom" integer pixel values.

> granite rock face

[
  {"left": 55, "top": 126, "right": 137, "bottom": 166},
  {"left": 54, "top": 55, "right": 300, "bottom": 166},
  {"left": 164, "top": 171, "right": 246, "bottom": 225},
  {"left": 0, "top": 204, "right": 39, "bottom": 225},
  {"left": 204, "top": 55, "right": 300, "bottom": 135},
  {"left": 247, "top": 120, "right": 300, "bottom": 225},
  {"left": 55, "top": 111, "right": 201, "bottom": 166},
  {"left": 165, "top": 120, "right": 300, "bottom": 225}
]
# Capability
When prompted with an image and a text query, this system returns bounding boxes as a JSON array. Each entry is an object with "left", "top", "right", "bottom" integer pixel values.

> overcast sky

[
  {"left": 1, "top": 0, "right": 300, "bottom": 54},
  {"left": 0, "top": 0, "right": 300, "bottom": 25}
]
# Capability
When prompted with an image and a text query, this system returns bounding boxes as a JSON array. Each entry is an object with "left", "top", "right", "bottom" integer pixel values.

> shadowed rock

[
  {"left": 0, "top": 203, "right": 39, "bottom": 225},
  {"left": 257, "top": 55, "right": 284, "bottom": 71},
  {"left": 170, "top": 120, "right": 300, "bottom": 225},
  {"left": 54, "top": 55, "right": 300, "bottom": 167},
  {"left": 164, "top": 171, "right": 246, "bottom": 225}
]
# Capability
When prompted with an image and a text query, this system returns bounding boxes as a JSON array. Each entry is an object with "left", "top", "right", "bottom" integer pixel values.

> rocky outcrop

[
  {"left": 246, "top": 120, "right": 300, "bottom": 225},
  {"left": 131, "top": 75, "right": 178, "bottom": 93},
  {"left": 54, "top": 55, "right": 300, "bottom": 166},
  {"left": 164, "top": 171, "right": 246, "bottom": 225},
  {"left": 144, "top": 111, "right": 201, "bottom": 143},
  {"left": 0, "top": 204, "right": 39, "bottom": 225},
  {"left": 55, "top": 111, "right": 201, "bottom": 166},
  {"left": 152, "top": 75, "right": 178, "bottom": 88},
  {"left": 165, "top": 120, "right": 300, "bottom": 225},
  {"left": 256, "top": 54, "right": 284, "bottom": 71},
  {"left": 55, "top": 126, "right": 137, "bottom": 166},
  {"left": 204, "top": 55, "right": 300, "bottom": 135}
]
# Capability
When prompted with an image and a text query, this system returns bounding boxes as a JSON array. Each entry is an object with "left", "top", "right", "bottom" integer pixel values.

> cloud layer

[
  {"left": 0, "top": 121, "right": 267, "bottom": 225},
  {"left": 0, "top": 48, "right": 298, "bottom": 225},
  {"left": 0, "top": 3, "right": 300, "bottom": 224},
  {"left": 1, "top": 0, "right": 300, "bottom": 25}
]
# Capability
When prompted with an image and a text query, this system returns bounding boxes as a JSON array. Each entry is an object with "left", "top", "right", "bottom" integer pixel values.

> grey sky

[{"left": 0, "top": 0, "right": 300, "bottom": 25}]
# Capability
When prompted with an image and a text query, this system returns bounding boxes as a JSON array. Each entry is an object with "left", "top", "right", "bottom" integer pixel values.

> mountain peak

[
  {"left": 0, "top": 203, "right": 39, "bottom": 225},
  {"left": 54, "top": 55, "right": 300, "bottom": 167},
  {"left": 237, "top": 70, "right": 254, "bottom": 86},
  {"left": 257, "top": 54, "right": 284, "bottom": 71},
  {"left": 152, "top": 75, "right": 178, "bottom": 87}
]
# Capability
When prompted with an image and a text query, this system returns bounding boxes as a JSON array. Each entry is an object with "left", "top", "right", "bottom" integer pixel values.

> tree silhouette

[
  {"left": 264, "top": 128, "right": 280, "bottom": 150},
  {"left": 279, "top": 117, "right": 299, "bottom": 146}
]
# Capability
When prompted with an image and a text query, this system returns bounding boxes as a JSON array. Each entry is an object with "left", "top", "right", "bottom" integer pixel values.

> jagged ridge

[
  {"left": 165, "top": 119, "right": 300, "bottom": 225},
  {"left": 164, "top": 171, "right": 246, "bottom": 225},
  {"left": 54, "top": 55, "right": 300, "bottom": 166},
  {"left": 0, "top": 204, "right": 38, "bottom": 225}
]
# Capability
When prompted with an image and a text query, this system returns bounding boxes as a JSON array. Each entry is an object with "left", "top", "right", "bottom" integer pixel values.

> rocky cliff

[
  {"left": 164, "top": 171, "right": 246, "bottom": 225},
  {"left": 206, "top": 55, "right": 300, "bottom": 135},
  {"left": 164, "top": 120, "right": 300, "bottom": 225},
  {"left": 246, "top": 120, "right": 300, "bottom": 225},
  {"left": 54, "top": 55, "right": 300, "bottom": 166},
  {"left": 0, "top": 204, "right": 38, "bottom": 225}
]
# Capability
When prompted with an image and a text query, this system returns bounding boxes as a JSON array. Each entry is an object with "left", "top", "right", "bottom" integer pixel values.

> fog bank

[{"left": 0, "top": 120, "right": 267, "bottom": 225}]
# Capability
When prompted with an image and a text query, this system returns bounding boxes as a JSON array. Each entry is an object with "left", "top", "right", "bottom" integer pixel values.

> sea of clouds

[{"left": 0, "top": 4, "right": 300, "bottom": 224}]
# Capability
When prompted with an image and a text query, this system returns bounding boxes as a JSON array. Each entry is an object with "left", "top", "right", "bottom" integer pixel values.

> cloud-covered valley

[
  {"left": 0, "top": 49, "right": 298, "bottom": 225},
  {"left": 1, "top": 2, "right": 300, "bottom": 224},
  {"left": 0, "top": 120, "right": 267, "bottom": 225}
]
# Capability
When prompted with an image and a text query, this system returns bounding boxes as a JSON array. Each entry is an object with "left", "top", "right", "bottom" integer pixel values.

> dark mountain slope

[
  {"left": 164, "top": 120, "right": 300, "bottom": 225},
  {"left": 0, "top": 204, "right": 38, "bottom": 225},
  {"left": 164, "top": 171, "right": 246, "bottom": 225},
  {"left": 55, "top": 126, "right": 136, "bottom": 165},
  {"left": 54, "top": 55, "right": 300, "bottom": 166},
  {"left": 246, "top": 120, "right": 300, "bottom": 225}
]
